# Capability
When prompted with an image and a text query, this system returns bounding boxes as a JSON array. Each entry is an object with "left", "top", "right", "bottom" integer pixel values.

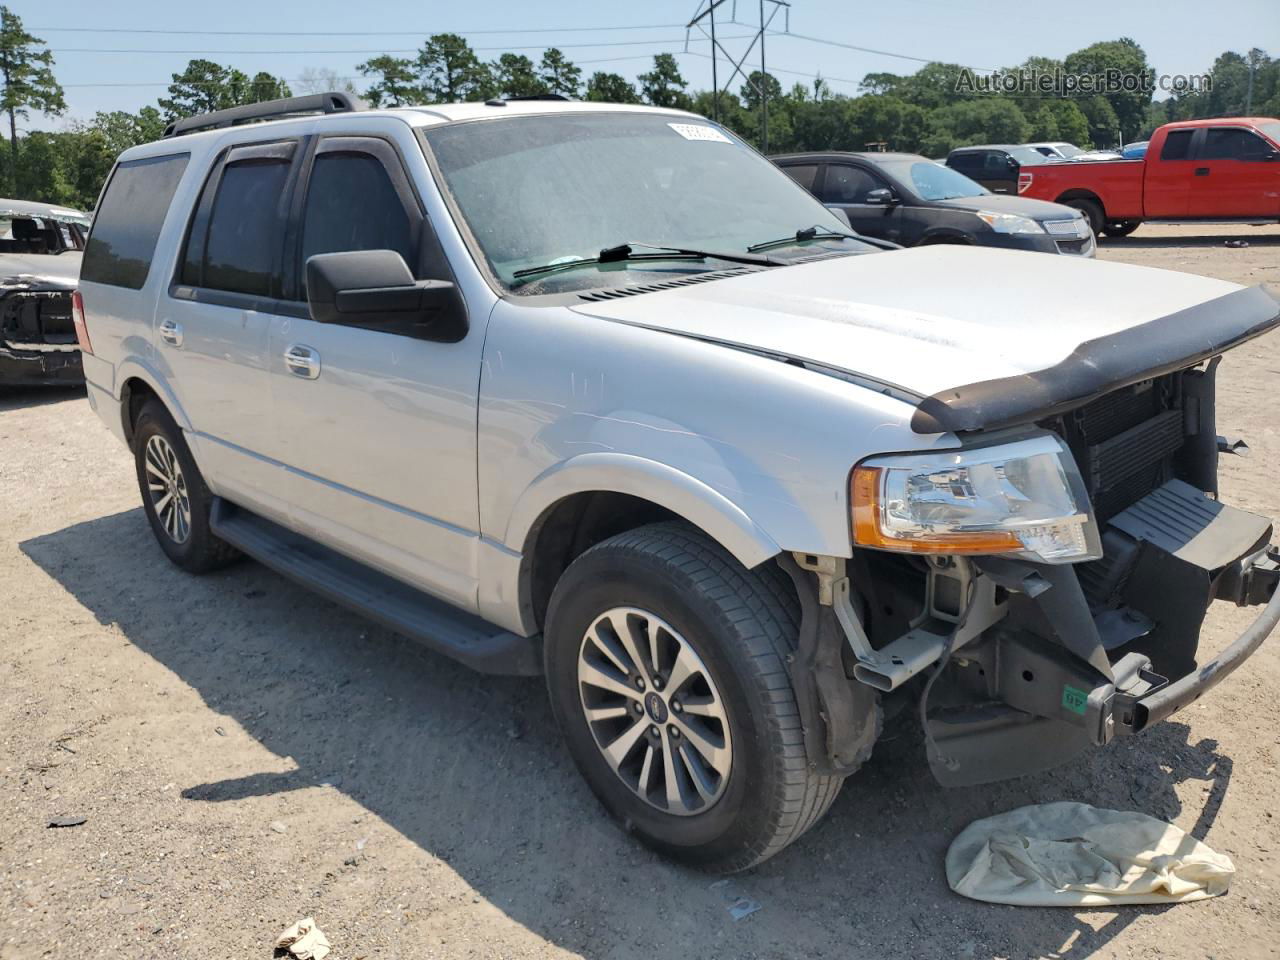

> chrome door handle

[
  {"left": 283, "top": 343, "right": 321, "bottom": 380},
  {"left": 159, "top": 318, "right": 183, "bottom": 346}
]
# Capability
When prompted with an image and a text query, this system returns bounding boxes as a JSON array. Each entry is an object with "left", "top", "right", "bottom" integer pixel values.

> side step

[{"left": 210, "top": 498, "right": 541, "bottom": 676}]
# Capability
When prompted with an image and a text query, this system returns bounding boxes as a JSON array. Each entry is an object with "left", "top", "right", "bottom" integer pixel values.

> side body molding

[{"left": 504, "top": 452, "right": 782, "bottom": 570}]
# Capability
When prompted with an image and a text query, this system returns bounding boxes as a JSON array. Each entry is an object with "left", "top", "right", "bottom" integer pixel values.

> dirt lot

[{"left": 2, "top": 223, "right": 1279, "bottom": 960}]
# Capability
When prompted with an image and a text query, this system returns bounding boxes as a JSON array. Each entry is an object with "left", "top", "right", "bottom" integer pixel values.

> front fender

[{"left": 504, "top": 452, "right": 782, "bottom": 570}]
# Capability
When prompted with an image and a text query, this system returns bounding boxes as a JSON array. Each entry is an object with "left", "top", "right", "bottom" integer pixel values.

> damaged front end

[
  {"left": 785, "top": 358, "right": 1280, "bottom": 786},
  {"left": 0, "top": 275, "right": 83, "bottom": 386}
]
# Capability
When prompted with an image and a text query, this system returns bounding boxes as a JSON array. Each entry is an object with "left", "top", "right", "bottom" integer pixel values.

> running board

[{"left": 210, "top": 498, "right": 541, "bottom": 676}]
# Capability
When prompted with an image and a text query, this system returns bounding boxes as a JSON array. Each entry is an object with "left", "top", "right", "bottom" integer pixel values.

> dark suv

[{"left": 774, "top": 151, "right": 1094, "bottom": 256}]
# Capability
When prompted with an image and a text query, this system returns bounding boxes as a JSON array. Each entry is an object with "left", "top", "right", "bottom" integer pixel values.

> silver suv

[{"left": 78, "top": 93, "right": 1280, "bottom": 873}]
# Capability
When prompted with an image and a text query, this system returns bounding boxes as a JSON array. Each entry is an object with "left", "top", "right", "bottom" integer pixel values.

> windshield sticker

[{"left": 668, "top": 123, "right": 732, "bottom": 143}]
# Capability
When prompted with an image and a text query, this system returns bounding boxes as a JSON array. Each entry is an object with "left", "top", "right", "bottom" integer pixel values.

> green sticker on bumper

[{"left": 1062, "top": 685, "right": 1088, "bottom": 715}]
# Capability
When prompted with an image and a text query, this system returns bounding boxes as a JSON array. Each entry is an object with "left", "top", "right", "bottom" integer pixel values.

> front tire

[
  {"left": 1102, "top": 220, "right": 1141, "bottom": 238},
  {"left": 544, "top": 523, "right": 844, "bottom": 873},
  {"left": 1064, "top": 197, "right": 1104, "bottom": 235},
  {"left": 132, "top": 399, "right": 239, "bottom": 574}
]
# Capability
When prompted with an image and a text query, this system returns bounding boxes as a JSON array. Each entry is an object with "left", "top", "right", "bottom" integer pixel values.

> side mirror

[
  {"left": 305, "top": 249, "right": 467, "bottom": 343},
  {"left": 864, "top": 188, "right": 896, "bottom": 206}
]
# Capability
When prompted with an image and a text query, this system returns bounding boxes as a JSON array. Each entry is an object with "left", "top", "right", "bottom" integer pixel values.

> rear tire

[
  {"left": 132, "top": 399, "right": 240, "bottom": 574},
  {"left": 1064, "top": 197, "right": 1104, "bottom": 235},
  {"left": 1102, "top": 220, "right": 1141, "bottom": 238},
  {"left": 544, "top": 522, "right": 846, "bottom": 873}
]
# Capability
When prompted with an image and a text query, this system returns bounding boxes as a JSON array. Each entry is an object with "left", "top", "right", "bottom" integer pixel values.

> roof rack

[{"left": 162, "top": 91, "right": 368, "bottom": 139}]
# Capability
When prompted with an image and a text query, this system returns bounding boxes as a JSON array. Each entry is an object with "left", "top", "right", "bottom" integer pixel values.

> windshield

[
  {"left": 421, "top": 112, "right": 867, "bottom": 292},
  {"left": 877, "top": 159, "right": 987, "bottom": 200},
  {"left": 1007, "top": 147, "right": 1050, "bottom": 166},
  {"left": 1053, "top": 144, "right": 1083, "bottom": 158}
]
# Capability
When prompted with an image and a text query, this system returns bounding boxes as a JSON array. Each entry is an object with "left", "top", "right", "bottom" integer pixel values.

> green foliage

[
  {"left": 638, "top": 54, "right": 691, "bottom": 110},
  {"left": 539, "top": 48, "right": 581, "bottom": 98},
  {"left": 0, "top": 6, "right": 65, "bottom": 193},
  {"left": 357, "top": 55, "right": 420, "bottom": 107},
  {"left": 494, "top": 54, "right": 547, "bottom": 99},
  {"left": 1062, "top": 38, "right": 1151, "bottom": 142},
  {"left": 416, "top": 33, "right": 493, "bottom": 102},
  {"left": 585, "top": 72, "right": 640, "bottom": 104},
  {"left": 157, "top": 59, "right": 291, "bottom": 120}
]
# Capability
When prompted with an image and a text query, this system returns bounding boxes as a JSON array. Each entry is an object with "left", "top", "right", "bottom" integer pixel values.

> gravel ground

[{"left": 2, "top": 223, "right": 1279, "bottom": 960}]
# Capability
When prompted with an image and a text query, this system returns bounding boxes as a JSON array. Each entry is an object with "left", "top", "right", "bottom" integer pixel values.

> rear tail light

[
  {"left": 1017, "top": 171, "right": 1034, "bottom": 194},
  {"left": 71, "top": 289, "right": 93, "bottom": 355}
]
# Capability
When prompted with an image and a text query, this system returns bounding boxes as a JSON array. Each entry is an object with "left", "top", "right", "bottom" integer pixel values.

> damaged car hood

[
  {"left": 0, "top": 251, "right": 81, "bottom": 286},
  {"left": 570, "top": 246, "right": 1280, "bottom": 433}
]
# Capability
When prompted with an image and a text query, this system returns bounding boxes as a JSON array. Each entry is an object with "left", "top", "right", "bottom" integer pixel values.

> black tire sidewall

[
  {"left": 1068, "top": 198, "right": 1104, "bottom": 235},
  {"left": 545, "top": 542, "right": 790, "bottom": 867},
  {"left": 132, "top": 402, "right": 217, "bottom": 570}
]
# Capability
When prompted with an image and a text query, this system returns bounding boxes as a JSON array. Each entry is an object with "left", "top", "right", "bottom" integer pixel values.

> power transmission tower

[{"left": 686, "top": 0, "right": 791, "bottom": 151}]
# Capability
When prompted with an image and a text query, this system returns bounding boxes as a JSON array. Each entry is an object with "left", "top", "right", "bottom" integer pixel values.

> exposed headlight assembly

[
  {"left": 974, "top": 210, "right": 1045, "bottom": 234},
  {"left": 851, "top": 434, "right": 1101, "bottom": 564}
]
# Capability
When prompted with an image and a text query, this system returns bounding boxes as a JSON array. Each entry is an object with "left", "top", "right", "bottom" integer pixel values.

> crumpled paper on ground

[
  {"left": 275, "top": 917, "right": 331, "bottom": 960},
  {"left": 946, "top": 802, "right": 1235, "bottom": 906}
]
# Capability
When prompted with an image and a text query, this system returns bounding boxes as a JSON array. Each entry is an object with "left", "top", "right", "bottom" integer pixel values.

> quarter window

[
  {"left": 82, "top": 154, "right": 189, "bottom": 289},
  {"left": 780, "top": 163, "right": 820, "bottom": 192}
]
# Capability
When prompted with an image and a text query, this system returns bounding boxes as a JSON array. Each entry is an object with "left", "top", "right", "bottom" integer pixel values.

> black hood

[{"left": 929, "top": 193, "right": 1080, "bottom": 220}]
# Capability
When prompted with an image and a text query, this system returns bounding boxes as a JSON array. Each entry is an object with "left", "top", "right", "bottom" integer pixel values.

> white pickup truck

[{"left": 76, "top": 93, "right": 1280, "bottom": 873}]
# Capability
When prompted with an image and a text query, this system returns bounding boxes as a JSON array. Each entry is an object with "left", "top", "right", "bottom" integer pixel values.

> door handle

[
  {"left": 159, "top": 318, "right": 183, "bottom": 346},
  {"left": 283, "top": 343, "right": 321, "bottom": 380},
  {"left": 1195, "top": 167, "right": 1210, "bottom": 176}
]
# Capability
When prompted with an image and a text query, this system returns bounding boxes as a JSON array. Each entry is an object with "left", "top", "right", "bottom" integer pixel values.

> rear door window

[
  {"left": 179, "top": 141, "right": 295, "bottom": 299},
  {"left": 821, "top": 165, "right": 879, "bottom": 204},
  {"left": 1160, "top": 130, "right": 1194, "bottom": 160},
  {"left": 81, "top": 153, "right": 189, "bottom": 289}
]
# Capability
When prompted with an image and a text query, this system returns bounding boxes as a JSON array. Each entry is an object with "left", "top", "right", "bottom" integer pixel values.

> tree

[
  {"left": 0, "top": 7, "right": 64, "bottom": 194},
  {"left": 1063, "top": 38, "right": 1151, "bottom": 143},
  {"left": 585, "top": 71, "right": 639, "bottom": 104},
  {"left": 538, "top": 48, "right": 581, "bottom": 98},
  {"left": 416, "top": 33, "right": 493, "bottom": 102},
  {"left": 638, "top": 53, "right": 691, "bottom": 110},
  {"left": 358, "top": 56, "right": 420, "bottom": 107},
  {"left": 739, "top": 70, "right": 782, "bottom": 112},
  {"left": 295, "top": 67, "right": 357, "bottom": 96},
  {"left": 1078, "top": 95, "right": 1121, "bottom": 148},
  {"left": 921, "top": 99, "right": 1030, "bottom": 156},
  {"left": 158, "top": 59, "right": 290, "bottom": 120},
  {"left": 493, "top": 53, "right": 546, "bottom": 98}
]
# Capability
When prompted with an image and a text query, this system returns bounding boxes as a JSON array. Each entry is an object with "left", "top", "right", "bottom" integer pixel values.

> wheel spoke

[
  {"left": 673, "top": 715, "right": 731, "bottom": 777},
  {"left": 637, "top": 743, "right": 656, "bottom": 796},
  {"left": 583, "top": 703, "right": 631, "bottom": 723},
  {"left": 661, "top": 729, "right": 686, "bottom": 812},
  {"left": 587, "top": 618, "right": 635, "bottom": 678},
  {"left": 664, "top": 643, "right": 700, "bottom": 698},
  {"left": 601, "top": 718, "right": 647, "bottom": 768},
  {"left": 678, "top": 742, "right": 719, "bottom": 802},
  {"left": 606, "top": 609, "right": 650, "bottom": 680},
  {"left": 153, "top": 491, "right": 174, "bottom": 514},
  {"left": 579, "top": 659, "right": 640, "bottom": 701}
]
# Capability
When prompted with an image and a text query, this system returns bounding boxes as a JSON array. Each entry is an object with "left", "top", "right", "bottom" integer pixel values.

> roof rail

[
  {"left": 162, "top": 91, "right": 368, "bottom": 139},
  {"left": 502, "top": 93, "right": 572, "bottom": 102}
]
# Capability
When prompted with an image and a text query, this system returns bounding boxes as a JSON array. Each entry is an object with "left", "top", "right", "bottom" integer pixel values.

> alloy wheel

[
  {"left": 143, "top": 434, "right": 192, "bottom": 544},
  {"left": 577, "top": 606, "right": 733, "bottom": 816}
]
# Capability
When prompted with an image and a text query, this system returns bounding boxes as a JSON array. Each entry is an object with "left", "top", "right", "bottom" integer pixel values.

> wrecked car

[
  {"left": 77, "top": 93, "right": 1280, "bottom": 873},
  {"left": 0, "top": 199, "right": 90, "bottom": 386}
]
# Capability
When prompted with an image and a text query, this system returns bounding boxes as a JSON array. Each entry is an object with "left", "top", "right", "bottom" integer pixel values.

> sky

[{"left": 18, "top": 0, "right": 1280, "bottom": 131}]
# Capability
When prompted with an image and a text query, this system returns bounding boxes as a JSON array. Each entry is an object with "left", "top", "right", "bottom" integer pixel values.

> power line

[
  {"left": 50, "top": 35, "right": 758, "bottom": 56},
  {"left": 33, "top": 23, "right": 689, "bottom": 37}
]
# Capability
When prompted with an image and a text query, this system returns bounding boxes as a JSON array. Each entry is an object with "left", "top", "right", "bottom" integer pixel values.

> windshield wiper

[
  {"left": 746, "top": 225, "right": 860, "bottom": 253},
  {"left": 511, "top": 241, "right": 779, "bottom": 282}
]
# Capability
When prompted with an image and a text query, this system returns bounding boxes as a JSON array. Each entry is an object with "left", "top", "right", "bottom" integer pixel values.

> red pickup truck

[{"left": 1018, "top": 117, "right": 1280, "bottom": 237}]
